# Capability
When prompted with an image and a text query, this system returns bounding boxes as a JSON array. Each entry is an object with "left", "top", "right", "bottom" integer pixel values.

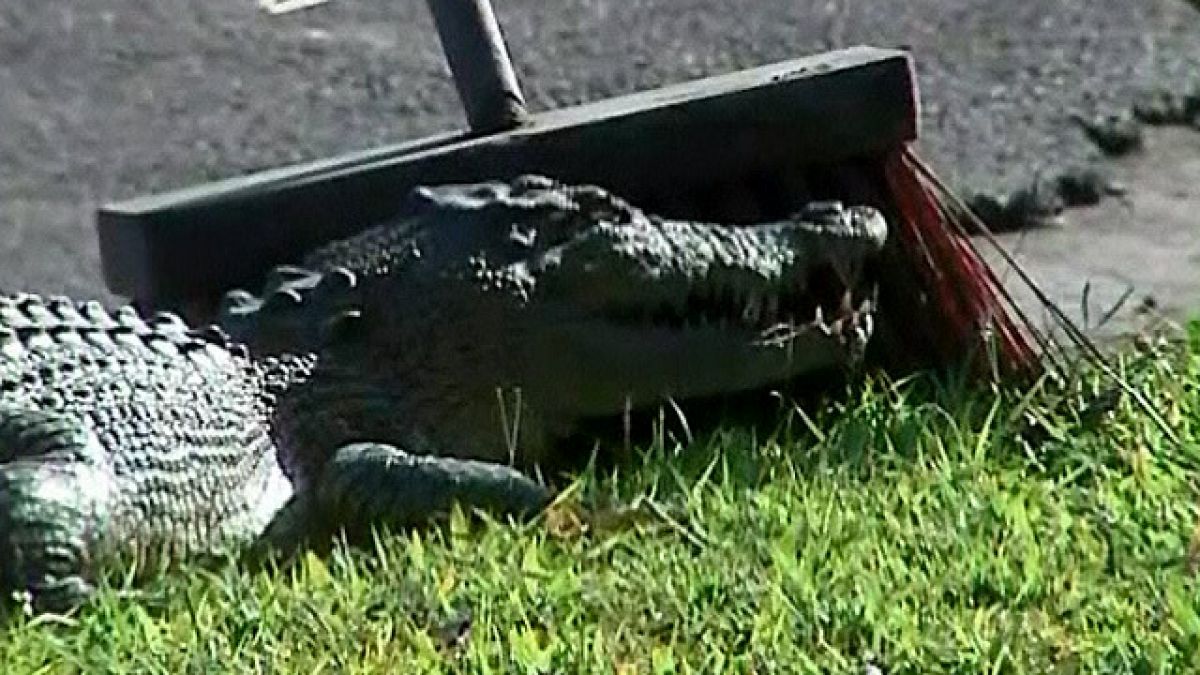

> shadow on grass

[{"left": 564, "top": 323, "right": 1198, "bottom": 508}]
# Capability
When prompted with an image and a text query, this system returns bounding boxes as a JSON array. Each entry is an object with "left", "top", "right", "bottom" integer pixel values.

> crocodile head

[{"left": 221, "top": 176, "right": 887, "bottom": 458}]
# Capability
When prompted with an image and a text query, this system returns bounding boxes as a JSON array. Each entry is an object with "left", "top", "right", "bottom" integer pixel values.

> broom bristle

[
  {"left": 881, "top": 146, "right": 1042, "bottom": 376},
  {"left": 878, "top": 146, "right": 1182, "bottom": 447}
]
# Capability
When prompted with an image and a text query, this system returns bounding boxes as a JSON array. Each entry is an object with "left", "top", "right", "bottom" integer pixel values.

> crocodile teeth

[
  {"left": 840, "top": 289, "right": 854, "bottom": 315},
  {"left": 266, "top": 265, "right": 317, "bottom": 288},
  {"left": 317, "top": 267, "right": 358, "bottom": 293},
  {"left": 830, "top": 317, "right": 844, "bottom": 337},
  {"left": 857, "top": 312, "right": 874, "bottom": 343},
  {"left": 219, "top": 290, "right": 259, "bottom": 315},
  {"left": 264, "top": 288, "right": 305, "bottom": 312}
]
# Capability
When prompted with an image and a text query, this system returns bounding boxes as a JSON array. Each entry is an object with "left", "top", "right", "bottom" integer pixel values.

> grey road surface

[{"left": 1, "top": 0, "right": 1198, "bottom": 304}]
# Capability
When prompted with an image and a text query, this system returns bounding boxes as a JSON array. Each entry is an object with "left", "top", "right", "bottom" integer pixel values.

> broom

[
  {"left": 97, "top": 0, "right": 1079, "bottom": 383},
  {"left": 877, "top": 144, "right": 1179, "bottom": 447},
  {"left": 879, "top": 146, "right": 1044, "bottom": 377}
]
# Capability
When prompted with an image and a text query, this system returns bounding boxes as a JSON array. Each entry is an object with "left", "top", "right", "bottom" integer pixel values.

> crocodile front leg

[
  {"left": 0, "top": 408, "right": 119, "bottom": 612},
  {"left": 265, "top": 443, "right": 551, "bottom": 550}
]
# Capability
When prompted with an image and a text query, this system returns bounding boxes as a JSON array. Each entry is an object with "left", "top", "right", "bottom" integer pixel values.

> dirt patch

[{"left": 985, "top": 126, "right": 1200, "bottom": 341}]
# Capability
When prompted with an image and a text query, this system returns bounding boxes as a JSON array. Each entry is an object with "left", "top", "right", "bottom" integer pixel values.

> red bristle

[{"left": 882, "top": 146, "right": 1040, "bottom": 375}]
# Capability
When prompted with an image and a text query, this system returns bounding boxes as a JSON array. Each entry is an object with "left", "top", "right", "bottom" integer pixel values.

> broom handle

[{"left": 424, "top": 0, "right": 529, "bottom": 133}]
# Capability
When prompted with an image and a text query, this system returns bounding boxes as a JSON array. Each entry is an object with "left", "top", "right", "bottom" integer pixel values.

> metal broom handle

[{"left": 424, "top": 0, "right": 530, "bottom": 133}]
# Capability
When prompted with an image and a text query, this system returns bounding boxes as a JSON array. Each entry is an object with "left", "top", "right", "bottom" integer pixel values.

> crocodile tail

[
  {"left": 0, "top": 293, "right": 245, "bottom": 366},
  {"left": 216, "top": 264, "right": 363, "bottom": 357}
]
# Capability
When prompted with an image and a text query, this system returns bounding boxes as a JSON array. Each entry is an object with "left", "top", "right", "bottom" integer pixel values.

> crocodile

[{"left": 0, "top": 175, "right": 887, "bottom": 611}]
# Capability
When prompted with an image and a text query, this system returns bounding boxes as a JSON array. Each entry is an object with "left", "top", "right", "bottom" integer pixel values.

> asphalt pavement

[{"left": 1, "top": 0, "right": 1198, "bottom": 305}]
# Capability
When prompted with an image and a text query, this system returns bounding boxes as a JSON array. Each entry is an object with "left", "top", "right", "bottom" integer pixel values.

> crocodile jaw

[{"left": 522, "top": 295, "right": 875, "bottom": 417}]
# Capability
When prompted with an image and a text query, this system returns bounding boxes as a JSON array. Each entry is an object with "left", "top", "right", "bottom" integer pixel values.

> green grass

[{"left": 4, "top": 324, "right": 1200, "bottom": 673}]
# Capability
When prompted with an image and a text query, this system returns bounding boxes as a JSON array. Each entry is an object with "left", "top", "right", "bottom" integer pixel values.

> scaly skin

[
  {"left": 221, "top": 176, "right": 888, "bottom": 466},
  {"left": 1, "top": 175, "right": 888, "bottom": 611},
  {"left": 0, "top": 296, "right": 545, "bottom": 611}
]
